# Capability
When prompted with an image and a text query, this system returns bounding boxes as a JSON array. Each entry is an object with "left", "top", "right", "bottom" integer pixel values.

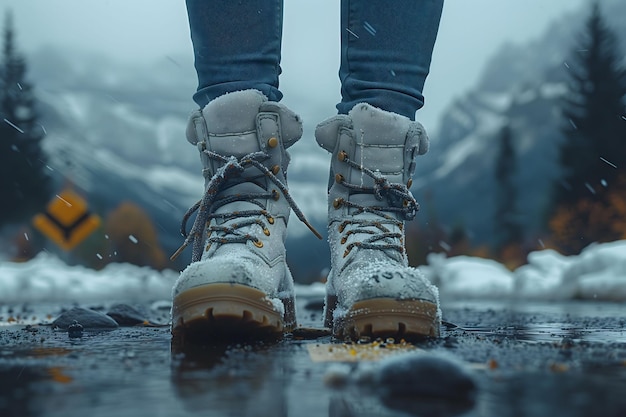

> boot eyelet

[
  {"left": 272, "top": 190, "right": 280, "bottom": 201},
  {"left": 253, "top": 240, "right": 264, "bottom": 248},
  {"left": 343, "top": 248, "right": 351, "bottom": 258},
  {"left": 403, "top": 200, "right": 409, "bottom": 207},
  {"left": 268, "top": 137, "right": 279, "bottom": 148},
  {"left": 268, "top": 216, "right": 275, "bottom": 225},
  {"left": 338, "top": 223, "right": 346, "bottom": 233},
  {"left": 407, "top": 178, "right": 413, "bottom": 188},
  {"left": 335, "top": 174, "right": 344, "bottom": 183},
  {"left": 337, "top": 151, "right": 347, "bottom": 162},
  {"left": 272, "top": 165, "right": 280, "bottom": 175},
  {"left": 205, "top": 243, "right": 211, "bottom": 252},
  {"left": 333, "top": 198, "right": 344, "bottom": 209},
  {"left": 340, "top": 236, "right": 347, "bottom": 244},
  {"left": 263, "top": 228, "right": 271, "bottom": 236}
]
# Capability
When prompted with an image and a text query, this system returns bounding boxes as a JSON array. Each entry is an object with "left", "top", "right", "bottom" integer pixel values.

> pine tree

[
  {"left": 557, "top": 2, "right": 626, "bottom": 204},
  {"left": 549, "top": 2, "right": 626, "bottom": 254},
  {"left": 493, "top": 124, "right": 522, "bottom": 252},
  {"left": 0, "top": 11, "right": 51, "bottom": 228}
]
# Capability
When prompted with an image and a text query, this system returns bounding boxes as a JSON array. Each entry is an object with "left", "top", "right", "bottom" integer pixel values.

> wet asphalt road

[{"left": 1, "top": 295, "right": 625, "bottom": 417}]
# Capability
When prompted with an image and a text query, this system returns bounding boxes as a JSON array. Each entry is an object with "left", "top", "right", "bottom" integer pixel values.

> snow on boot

[
  {"left": 315, "top": 103, "right": 440, "bottom": 341},
  {"left": 171, "top": 90, "right": 320, "bottom": 343}
]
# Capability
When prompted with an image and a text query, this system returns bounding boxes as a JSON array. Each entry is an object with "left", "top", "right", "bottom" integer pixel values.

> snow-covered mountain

[
  {"left": 28, "top": 47, "right": 330, "bottom": 273},
  {"left": 413, "top": 0, "right": 626, "bottom": 245},
  {"left": 29, "top": 49, "right": 199, "bottom": 268},
  {"left": 21, "top": 0, "right": 625, "bottom": 278}
]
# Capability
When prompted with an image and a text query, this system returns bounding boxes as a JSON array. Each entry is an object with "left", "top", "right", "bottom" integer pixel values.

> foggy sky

[{"left": 5, "top": 0, "right": 588, "bottom": 129}]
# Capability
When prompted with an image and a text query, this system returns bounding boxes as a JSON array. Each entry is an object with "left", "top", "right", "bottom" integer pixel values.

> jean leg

[
  {"left": 337, "top": 0, "right": 444, "bottom": 120},
  {"left": 186, "top": 0, "right": 284, "bottom": 107}
]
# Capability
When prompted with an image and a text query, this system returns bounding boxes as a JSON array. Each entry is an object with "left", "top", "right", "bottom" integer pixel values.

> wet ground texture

[{"left": 1, "top": 296, "right": 625, "bottom": 417}]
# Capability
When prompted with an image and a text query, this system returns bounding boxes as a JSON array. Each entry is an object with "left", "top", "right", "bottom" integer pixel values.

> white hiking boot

[
  {"left": 315, "top": 103, "right": 441, "bottom": 340},
  {"left": 171, "top": 90, "right": 320, "bottom": 343}
]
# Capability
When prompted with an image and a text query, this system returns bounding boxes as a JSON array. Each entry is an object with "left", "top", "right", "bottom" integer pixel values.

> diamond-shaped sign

[{"left": 32, "top": 189, "right": 101, "bottom": 251}]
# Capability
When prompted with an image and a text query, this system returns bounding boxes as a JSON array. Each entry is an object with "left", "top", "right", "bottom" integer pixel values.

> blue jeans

[{"left": 186, "top": 0, "right": 443, "bottom": 120}]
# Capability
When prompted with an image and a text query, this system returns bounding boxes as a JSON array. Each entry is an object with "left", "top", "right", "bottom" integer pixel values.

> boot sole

[
  {"left": 171, "top": 283, "right": 295, "bottom": 344},
  {"left": 329, "top": 297, "right": 440, "bottom": 341}
]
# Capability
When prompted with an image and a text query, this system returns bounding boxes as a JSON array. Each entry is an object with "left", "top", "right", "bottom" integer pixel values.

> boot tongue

[
  {"left": 348, "top": 104, "right": 410, "bottom": 189},
  {"left": 212, "top": 182, "right": 267, "bottom": 221},
  {"left": 348, "top": 193, "right": 409, "bottom": 222},
  {"left": 343, "top": 105, "right": 417, "bottom": 221},
  {"left": 199, "top": 92, "right": 270, "bottom": 224},
  {"left": 203, "top": 90, "right": 266, "bottom": 135},
  {"left": 349, "top": 103, "right": 411, "bottom": 148},
  {"left": 202, "top": 90, "right": 267, "bottom": 158}
]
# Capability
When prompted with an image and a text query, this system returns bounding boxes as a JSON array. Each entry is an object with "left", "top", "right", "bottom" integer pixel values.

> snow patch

[
  {"left": 1, "top": 241, "right": 626, "bottom": 304},
  {"left": 423, "top": 240, "right": 626, "bottom": 301},
  {"left": 0, "top": 252, "right": 177, "bottom": 303},
  {"left": 479, "top": 92, "right": 512, "bottom": 113},
  {"left": 267, "top": 297, "right": 285, "bottom": 317},
  {"left": 424, "top": 253, "right": 514, "bottom": 299},
  {"left": 433, "top": 136, "right": 482, "bottom": 179},
  {"left": 540, "top": 82, "right": 568, "bottom": 99}
]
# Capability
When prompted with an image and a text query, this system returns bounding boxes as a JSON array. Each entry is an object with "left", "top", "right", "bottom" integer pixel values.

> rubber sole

[
  {"left": 327, "top": 296, "right": 440, "bottom": 341},
  {"left": 171, "top": 283, "right": 295, "bottom": 345}
]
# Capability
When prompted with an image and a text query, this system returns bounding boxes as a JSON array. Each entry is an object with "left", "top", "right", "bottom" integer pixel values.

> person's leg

[
  {"left": 317, "top": 0, "right": 444, "bottom": 340},
  {"left": 173, "top": 2, "right": 313, "bottom": 344},
  {"left": 186, "top": 0, "right": 284, "bottom": 107},
  {"left": 337, "top": 0, "right": 444, "bottom": 120}
]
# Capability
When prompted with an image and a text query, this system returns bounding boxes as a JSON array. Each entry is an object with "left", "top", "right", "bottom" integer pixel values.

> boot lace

[
  {"left": 171, "top": 150, "right": 322, "bottom": 262},
  {"left": 334, "top": 152, "right": 418, "bottom": 258}
]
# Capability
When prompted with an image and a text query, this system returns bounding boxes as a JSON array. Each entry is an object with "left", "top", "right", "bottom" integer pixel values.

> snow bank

[
  {"left": 423, "top": 240, "right": 626, "bottom": 301},
  {"left": 560, "top": 241, "right": 626, "bottom": 301},
  {"left": 0, "top": 240, "right": 625, "bottom": 303},
  {"left": 424, "top": 254, "right": 514, "bottom": 299},
  {"left": 0, "top": 252, "right": 177, "bottom": 303}
]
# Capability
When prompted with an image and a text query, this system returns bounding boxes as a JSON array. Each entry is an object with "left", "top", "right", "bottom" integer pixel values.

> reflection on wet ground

[
  {"left": 441, "top": 300, "right": 626, "bottom": 346},
  {"left": 0, "top": 299, "right": 624, "bottom": 417},
  {"left": 454, "top": 321, "right": 626, "bottom": 344}
]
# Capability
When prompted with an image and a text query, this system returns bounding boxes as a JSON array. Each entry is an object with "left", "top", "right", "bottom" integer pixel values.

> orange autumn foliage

[
  {"left": 549, "top": 174, "right": 626, "bottom": 254},
  {"left": 105, "top": 202, "right": 167, "bottom": 270}
]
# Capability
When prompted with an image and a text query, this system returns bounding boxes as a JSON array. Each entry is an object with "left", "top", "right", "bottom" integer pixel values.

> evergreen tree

[
  {"left": 557, "top": 2, "right": 626, "bottom": 204},
  {"left": 0, "top": 11, "right": 51, "bottom": 228},
  {"left": 493, "top": 124, "right": 522, "bottom": 252},
  {"left": 549, "top": 2, "right": 626, "bottom": 254}
]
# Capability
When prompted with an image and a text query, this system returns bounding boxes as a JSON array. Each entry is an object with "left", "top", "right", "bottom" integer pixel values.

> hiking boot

[
  {"left": 315, "top": 103, "right": 441, "bottom": 341},
  {"left": 171, "top": 90, "right": 319, "bottom": 343}
]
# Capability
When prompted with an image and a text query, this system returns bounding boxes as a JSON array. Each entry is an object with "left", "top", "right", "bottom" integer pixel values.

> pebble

[
  {"left": 375, "top": 351, "right": 477, "bottom": 401},
  {"left": 52, "top": 307, "right": 119, "bottom": 330},
  {"left": 68, "top": 320, "right": 84, "bottom": 338},
  {"left": 106, "top": 304, "right": 147, "bottom": 326}
]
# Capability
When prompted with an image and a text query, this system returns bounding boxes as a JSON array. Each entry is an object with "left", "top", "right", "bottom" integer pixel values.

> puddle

[
  {"left": 443, "top": 300, "right": 626, "bottom": 344},
  {"left": 458, "top": 322, "right": 626, "bottom": 344},
  {"left": 444, "top": 299, "right": 626, "bottom": 319},
  {"left": 0, "top": 299, "right": 625, "bottom": 417}
]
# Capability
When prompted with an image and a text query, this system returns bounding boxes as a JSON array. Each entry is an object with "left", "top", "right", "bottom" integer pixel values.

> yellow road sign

[{"left": 32, "top": 189, "right": 101, "bottom": 251}]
